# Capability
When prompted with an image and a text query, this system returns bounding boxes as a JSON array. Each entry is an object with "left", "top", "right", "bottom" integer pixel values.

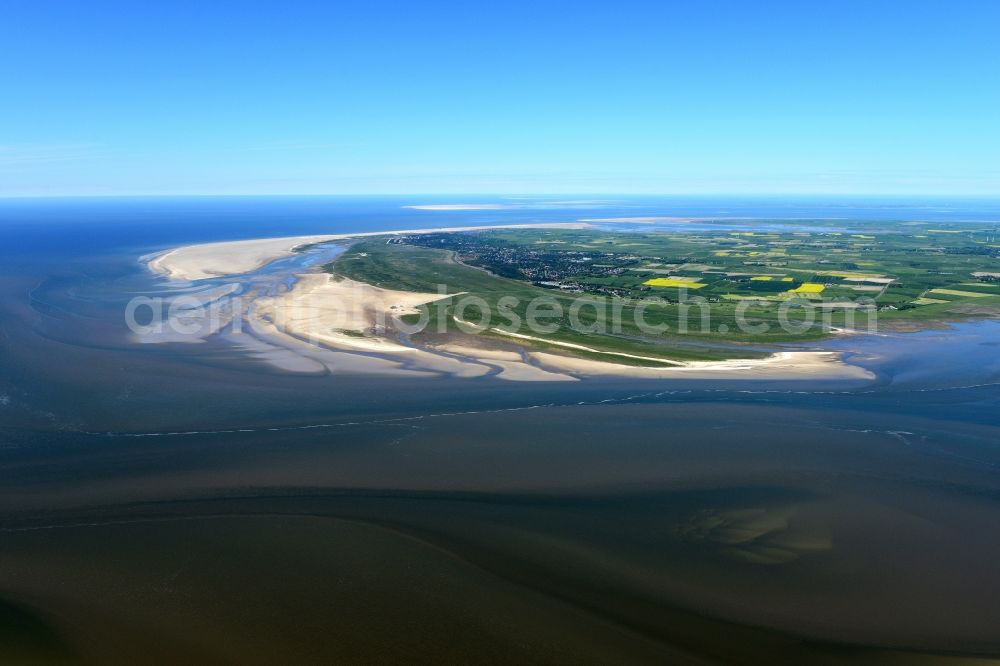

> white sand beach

[
  {"left": 527, "top": 350, "right": 874, "bottom": 380},
  {"left": 252, "top": 274, "right": 492, "bottom": 378}
]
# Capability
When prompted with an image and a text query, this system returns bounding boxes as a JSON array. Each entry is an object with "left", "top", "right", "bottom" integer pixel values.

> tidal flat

[{"left": 1, "top": 197, "right": 999, "bottom": 664}]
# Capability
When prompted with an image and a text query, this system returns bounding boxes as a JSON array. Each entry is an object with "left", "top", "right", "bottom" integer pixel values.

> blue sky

[{"left": 2, "top": 0, "right": 998, "bottom": 196}]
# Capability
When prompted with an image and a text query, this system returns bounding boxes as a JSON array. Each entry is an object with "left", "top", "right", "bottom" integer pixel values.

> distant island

[{"left": 146, "top": 219, "right": 1000, "bottom": 382}]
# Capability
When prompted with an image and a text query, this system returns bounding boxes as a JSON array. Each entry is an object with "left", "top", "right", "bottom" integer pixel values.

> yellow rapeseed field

[
  {"left": 643, "top": 278, "right": 707, "bottom": 289},
  {"left": 788, "top": 283, "right": 825, "bottom": 294}
]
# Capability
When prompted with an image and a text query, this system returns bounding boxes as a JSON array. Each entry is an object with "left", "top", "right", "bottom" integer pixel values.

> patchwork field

[{"left": 329, "top": 219, "right": 1000, "bottom": 362}]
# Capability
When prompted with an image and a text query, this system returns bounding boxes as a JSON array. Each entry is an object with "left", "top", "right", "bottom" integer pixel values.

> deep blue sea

[{"left": 4, "top": 193, "right": 1000, "bottom": 247}]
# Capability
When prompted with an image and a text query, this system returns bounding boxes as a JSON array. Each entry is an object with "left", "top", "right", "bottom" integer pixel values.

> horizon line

[{"left": 3, "top": 192, "right": 1000, "bottom": 201}]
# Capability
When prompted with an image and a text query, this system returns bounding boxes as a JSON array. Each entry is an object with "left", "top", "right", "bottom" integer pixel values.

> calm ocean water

[
  {"left": 1, "top": 196, "right": 999, "bottom": 663},
  {"left": 4, "top": 193, "right": 1000, "bottom": 248}
]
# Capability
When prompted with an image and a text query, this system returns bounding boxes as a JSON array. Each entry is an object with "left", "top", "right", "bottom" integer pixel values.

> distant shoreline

[{"left": 146, "top": 223, "right": 591, "bottom": 281}]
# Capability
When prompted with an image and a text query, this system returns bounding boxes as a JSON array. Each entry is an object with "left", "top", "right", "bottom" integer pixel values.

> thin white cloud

[
  {"left": 403, "top": 204, "right": 510, "bottom": 211},
  {"left": 403, "top": 201, "right": 617, "bottom": 211}
]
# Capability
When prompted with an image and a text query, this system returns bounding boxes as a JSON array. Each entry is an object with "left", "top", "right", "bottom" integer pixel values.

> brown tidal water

[
  {"left": 3, "top": 398, "right": 1000, "bottom": 664},
  {"left": 2, "top": 197, "right": 1000, "bottom": 664}
]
